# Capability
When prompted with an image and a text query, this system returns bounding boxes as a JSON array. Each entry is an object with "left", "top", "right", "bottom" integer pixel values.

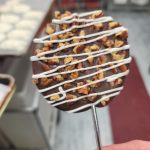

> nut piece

[
  {"left": 115, "top": 78, "right": 123, "bottom": 85},
  {"left": 101, "top": 97, "right": 110, "bottom": 106},
  {"left": 90, "top": 44, "right": 100, "bottom": 51},
  {"left": 109, "top": 64, "right": 118, "bottom": 73},
  {"left": 94, "top": 23, "right": 103, "bottom": 31},
  {"left": 109, "top": 21, "right": 119, "bottom": 29},
  {"left": 64, "top": 83, "right": 72, "bottom": 89},
  {"left": 114, "top": 39, "right": 124, "bottom": 47},
  {"left": 77, "top": 82, "right": 90, "bottom": 95},
  {"left": 88, "top": 95, "right": 97, "bottom": 102},
  {"left": 73, "top": 44, "right": 85, "bottom": 53},
  {"left": 91, "top": 10, "right": 103, "bottom": 19},
  {"left": 99, "top": 55, "right": 107, "bottom": 64},
  {"left": 54, "top": 11, "right": 61, "bottom": 19},
  {"left": 109, "top": 81, "right": 115, "bottom": 87},
  {"left": 119, "top": 65, "right": 127, "bottom": 72},
  {"left": 50, "top": 35, "right": 58, "bottom": 41},
  {"left": 65, "top": 65, "right": 75, "bottom": 71},
  {"left": 50, "top": 94, "right": 60, "bottom": 101},
  {"left": 77, "top": 63, "right": 83, "bottom": 69},
  {"left": 79, "top": 30, "right": 85, "bottom": 36},
  {"left": 47, "top": 58, "right": 59, "bottom": 65},
  {"left": 104, "top": 40, "right": 114, "bottom": 48},
  {"left": 70, "top": 72, "right": 79, "bottom": 79},
  {"left": 115, "top": 30, "right": 128, "bottom": 39},
  {"left": 41, "top": 63, "right": 50, "bottom": 71},
  {"left": 54, "top": 75, "right": 64, "bottom": 82},
  {"left": 32, "top": 79, "right": 38, "bottom": 84},
  {"left": 64, "top": 56, "right": 73, "bottom": 64},
  {"left": 84, "top": 46, "right": 91, "bottom": 53},
  {"left": 42, "top": 46, "right": 49, "bottom": 51},
  {"left": 101, "top": 36, "right": 108, "bottom": 43},
  {"left": 40, "top": 78, "right": 53, "bottom": 86},
  {"left": 112, "top": 52, "right": 125, "bottom": 60},
  {"left": 97, "top": 71, "right": 104, "bottom": 80},
  {"left": 86, "top": 80, "right": 97, "bottom": 88},
  {"left": 61, "top": 11, "right": 72, "bottom": 18},
  {"left": 88, "top": 54, "right": 94, "bottom": 65},
  {"left": 66, "top": 94, "right": 77, "bottom": 100},
  {"left": 46, "top": 24, "right": 55, "bottom": 34}
]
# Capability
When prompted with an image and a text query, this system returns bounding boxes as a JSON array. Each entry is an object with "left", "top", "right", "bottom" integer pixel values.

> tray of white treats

[{"left": 0, "top": 0, "right": 45, "bottom": 56}]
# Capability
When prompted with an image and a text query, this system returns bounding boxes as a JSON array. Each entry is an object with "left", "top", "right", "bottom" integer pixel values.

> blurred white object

[
  {"left": 16, "top": 20, "right": 37, "bottom": 30},
  {"left": 113, "top": 0, "right": 128, "bottom": 5},
  {"left": 0, "top": 23, "right": 12, "bottom": 33},
  {"left": 0, "top": 34, "right": 5, "bottom": 43},
  {"left": 8, "top": 30, "right": 31, "bottom": 40},
  {"left": 131, "top": 0, "right": 149, "bottom": 5},
  {"left": 12, "top": 4, "right": 31, "bottom": 14},
  {"left": 24, "top": 11, "right": 44, "bottom": 20},
  {"left": 0, "top": 14, "right": 20, "bottom": 24},
  {"left": 0, "top": 84, "right": 11, "bottom": 103}
]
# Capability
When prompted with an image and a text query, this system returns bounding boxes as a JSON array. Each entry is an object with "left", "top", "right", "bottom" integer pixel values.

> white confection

[
  {"left": 0, "top": 14, "right": 20, "bottom": 24},
  {"left": 23, "top": 11, "right": 44, "bottom": 19},
  {"left": 15, "top": 20, "right": 38, "bottom": 30},
  {"left": 0, "top": 34, "right": 6, "bottom": 43},
  {"left": 0, "top": 40, "right": 26, "bottom": 52},
  {"left": 7, "top": 30, "right": 31, "bottom": 40},
  {"left": 0, "top": 5, "right": 12, "bottom": 13},
  {"left": 12, "top": 4, "right": 30, "bottom": 14},
  {"left": 0, "top": 23, "right": 12, "bottom": 33},
  {"left": 31, "top": 10, "right": 131, "bottom": 112},
  {"left": 0, "top": 84, "right": 11, "bottom": 103}
]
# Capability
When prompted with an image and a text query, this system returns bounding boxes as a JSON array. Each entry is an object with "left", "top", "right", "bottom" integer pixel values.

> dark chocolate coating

[{"left": 32, "top": 11, "right": 130, "bottom": 113}]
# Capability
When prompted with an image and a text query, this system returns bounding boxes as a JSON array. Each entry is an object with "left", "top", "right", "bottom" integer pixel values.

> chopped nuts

[
  {"left": 42, "top": 46, "right": 49, "bottom": 51},
  {"left": 90, "top": 44, "right": 100, "bottom": 51},
  {"left": 65, "top": 65, "right": 75, "bottom": 71},
  {"left": 79, "top": 30, "right": 85, "bottom": 36},
  {"left": 35, "top": 49, "right": 43, "bottom": 55},
  {"left": 64, "top": 32, "right": 74, "bottom": 38},
  {"left": 50, "top": 35, "right": 58, "bottom": 41},
  {"left": 109, "top": 64, "right": 118, "bottom": 73},
  {"left": 115, "top": 78, "right": 123, "bottom": 85},
  {"left": 101, "top": 97, "right": 110, "bottom": 106},
  {"left": 61, "top": 23, "right": 69, "bottom": 30},
  {"left": 91, "top": 10, "right": 103, "bottom": 19},
  {"left": 119, "top": 65, "right": 127, "bottom": 72},
  {"left": 46, "top": 24, "right": 55, "bottom": 34},
  {"left": 40, "top": 78, "right": 53, "bottom": 86},
  {"left": 115, "top": 30, "right": 128, "bottom": 39},
  {"left": 70, "top": 72, "right": 79, "bottom": 79},
  {"left": 64, "top": 56, "right": 73, "bottom": 64},
  {"left": 32, "top": 79, "right": 38, "bottom": 84},
  {"left": 86, "top": 80, "right": 97, "bottom": 88},
  {"left": 64, "top": 83, "right": 72, "bottom": 89},
  {"left": 58, "top": 42, "right": 66, "bottom": 48},
  {"left": 114, "top": 39, "right": 124, "bottom": 47},
  {"left": 97, "top": 71, "right": 104, "bottom": 80},
  {"left": 99, "top": 55, "right": 107, "bottom": 64},
  {"left": 112, "top": 53, "right": 125, "bottom": 60},
  {"left": 50, "top": 94, "right": 60, "bottom": 101},
  {"left": 104, "top": 40, "right": 114, "bottom": 48},
  {"left": 41, "top": 63, "right": 50, "bottom": 71},
  {"left": 94, "top": 23, "right": 103, "bottom": 31},
  {"left": 109, "top": 81, "right": 115, "bottom": 87},
  {"left": 101, "top": 36, "right": 108, "bottom": 43},
  {"left": 54, "top": 11, "right": 61, "bottom": 19},
  {"left": 84, "top": 46, "right": 91, "bottom": 53},
  {"left": 88, "top": 54, "right": 94, "bottom": 64},
  {"left": 77, "top": 63, "right": 83, "bottom": 69},
  {"left": 54, "top": 75, "right": 64, "bottom": 82},
  {"left": 47, "top": 58, "right": 59, "bottom": 65},
  {"left": 66, "top": 94, "right": 77, "bottom": 100},
  {"left": 73, "top": 44, "right": 85, "bottom": 53},
  {"left": 61, "top": 11, "right": 72, "bottom": 18},
  {"left": 108, "top": 21, "right": 119, "bottom": 29},
  {"left": 77, "top": 82, "right": 90, "bottom": 95},
  {"left": 88, "top": 96, "right": 97, "bottom": 102}
]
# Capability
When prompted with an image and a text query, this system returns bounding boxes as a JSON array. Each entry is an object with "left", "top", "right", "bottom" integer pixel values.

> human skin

[{"left": 102, "top": 140, "right": 150, "bottom": 150}]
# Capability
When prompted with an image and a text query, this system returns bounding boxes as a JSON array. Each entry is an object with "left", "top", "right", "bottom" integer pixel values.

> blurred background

[{"left": 0, "top": 0, "right": 150, "bottom": 150}]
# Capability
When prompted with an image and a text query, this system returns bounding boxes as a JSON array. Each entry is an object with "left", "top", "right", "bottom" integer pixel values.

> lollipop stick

[{"left": 91, "top": 105, "right": 102, "bottom": 150}]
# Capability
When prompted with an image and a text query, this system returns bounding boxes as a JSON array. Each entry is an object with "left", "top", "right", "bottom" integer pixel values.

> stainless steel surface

[{"left": 91, "top": 106, "right": 102, "bottom": 150}]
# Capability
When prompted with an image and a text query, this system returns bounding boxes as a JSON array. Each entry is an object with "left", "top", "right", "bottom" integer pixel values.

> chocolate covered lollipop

[{"left": 31, "top": 10, "right": 131, "bottom": 113}]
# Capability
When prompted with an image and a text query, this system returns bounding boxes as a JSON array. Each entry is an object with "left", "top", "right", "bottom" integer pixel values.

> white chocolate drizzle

[
  {"left": 31, "top": 10, "right": 131, "bottom": 112},
  {"left": 34, "top": 16, "right": 113, "bottom": 43}
]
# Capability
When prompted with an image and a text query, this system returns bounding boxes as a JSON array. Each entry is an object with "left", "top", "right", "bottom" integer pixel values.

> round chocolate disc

[{"left": 31, "top": 10, "right": 131, "bottom": 113}]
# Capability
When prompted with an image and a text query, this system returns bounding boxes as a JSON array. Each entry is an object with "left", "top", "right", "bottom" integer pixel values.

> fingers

[{"left": 102, "top": 140, "right": 150, "bottom": 150}]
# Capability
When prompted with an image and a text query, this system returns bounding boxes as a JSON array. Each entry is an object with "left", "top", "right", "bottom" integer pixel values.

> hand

[{"left": 102, "top": 140, "right": 150, "bottom": 150}]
